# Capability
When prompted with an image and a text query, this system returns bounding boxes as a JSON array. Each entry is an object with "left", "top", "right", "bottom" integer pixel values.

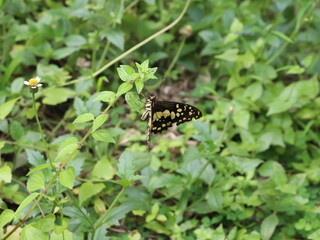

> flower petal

[{"left": 24, "top": 81, "right": 30, "bottom": 85}]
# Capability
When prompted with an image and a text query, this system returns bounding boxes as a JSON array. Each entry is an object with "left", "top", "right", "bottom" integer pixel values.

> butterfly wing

[{"left": 151, "top": 100, "right": 202, "bottom": 134}]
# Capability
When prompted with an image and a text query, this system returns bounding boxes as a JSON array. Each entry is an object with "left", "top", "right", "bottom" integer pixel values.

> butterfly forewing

[
  {"left": 141, "top": 95, "right": 202, "bottom": 150},
  {"left": 151, "top": 99, "right": 202, "bottom": 134}
]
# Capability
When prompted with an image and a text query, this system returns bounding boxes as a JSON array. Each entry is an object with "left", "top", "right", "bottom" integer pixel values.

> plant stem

[
  {"left": 93, "top": 186, "right": 127, "bottom": 230},
  {"left": 162, "top": 37, "right": 186, "bottom": 84},
  {"left": 32, "top": 93, "right": 56, "bottom": 172}
]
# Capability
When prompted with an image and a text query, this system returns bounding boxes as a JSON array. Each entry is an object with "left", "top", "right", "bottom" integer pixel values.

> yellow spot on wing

[
  {"left": 156, "top": 112, "right": 163, "bottom": 118},
  {"left": 176, "top": 104, "right": 179, "bottom": 108},
  {"left": 176, "top": 113, "right": 180, "bottom": 117},
  {"left": 163, "top": 110, "right": 170, "bottom": 117},
  {"left": 171, "top": 112, "right": 175, "bottom": 119},
  {"left": 177, "top": 108, "right": 182, "bottom": 112}
]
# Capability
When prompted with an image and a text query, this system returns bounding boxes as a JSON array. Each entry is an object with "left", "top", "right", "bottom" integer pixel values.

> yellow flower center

[{"left": 28, "top": 78, "right": 39, "bottom": 87}]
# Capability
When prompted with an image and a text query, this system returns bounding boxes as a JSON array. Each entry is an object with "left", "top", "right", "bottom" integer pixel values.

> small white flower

[{"left": 24, "top": 76, "right": 43, "bottom": 89}]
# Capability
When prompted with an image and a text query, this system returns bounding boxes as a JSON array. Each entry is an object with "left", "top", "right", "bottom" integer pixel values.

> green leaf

[
  {"left": 27, "top": 171, "right": 45, "bottom": 191},
  {"left": 286, "top": 65, "right": 305, "bottom": 74},
  {"left": 31, "top": 214, "right": 55, "bottom": 232},
  {"left": 230, "top": 18, "right": 244, "bottom": 32},
  {"left": 58, "top": 166, "right": 75, "bottom": 189},
  {"left": 257, "top": 126, "right": 285, "bottom": 151},
  {"left": 116, "top": 152, "right": 143, "bottom": 183},
  {"left": 93, "top": 91, "right": 116, "bottom": 103},
  {"left": 10, "top": 77, "right": 24, "bottom": 93},
  {"left": 125, "top": 92, "right": 144, "bottom": 112},
  {"left": 116, "top": 82, "right": 133, "bottom": 96},
  {"left": 308, "top": 228, "right": 320, "bottom": 240},
  {"left": 92, "top": 113, "right": 109, "bottom": 132},
  {"left": 91, "top": 157, "right": 114, "bottom": 180},
  {"left": 253, "top": 63, "right": 277, "bottom": 81},
  {"left": 146, "top": 203, "right": 159, "bottom": 222},
  {"left": 206, "top": 188, "right": 223, "bottom": 211},
  {"left": 215, "top": 49, "right": 238, "bottom": 62},
  {"left": 136, "top": 60, "right": 149, "bottom": 73},
  {"left": 53, "top": 218, "right": 68, "bottom": 234},
  {"left": 79, "top": 182, "right": 105, "bottom": 205},
  {"left": 106, "top": 29, "right": 124, "bottom": 50},
  {"left": 21, "top": 225, "right": 48, "bottom": 240},
  {"left": 261, "top": 213, "right": 279, "bottom": 240},
  {"left": 134, "top": 78, "right": 144, "bottom": 94},
  {"left": 26, "top": 150, "right": 45, "bottom": 166},
  {"left": 15, "top": 192, "right": 40, "bottom": 216},
  {"left": 1, "top": 56, "right": 21, "bottom": 88},
  {"left": 272, "top": 30, "right": 293, "bottom": 43},
  {"left": 42, "top": 88, "right": 75, "bottom": 105},
  {"left": 259, "top": 161, "right": 287, "bottom": 185},
  {"left": 233, "top": 110, "right": 250, "bottom": 129},
  {"left": 0, "top": 165, "right": 12, "bottom": 183},
  {"left": 54, "top": 137, "right": 79, "bottom": 163},
  {"left": 0, "top": 209, "right": 15, "bottom": 228},
  {"left": 92, "top": 129, "right": 115, "bottom": 143},
  {"left": 73, "top": 113, "right": 94, "bottom": 124},
  {"left": 117, "top": 65, "right": 135, "bottom": 82},
  {"left": 244, "top": 82, "right": 263, "bottom": 101},
  {"left": 65, "top": 34, "right": 87, "bottom": 47},
  {"left": 50, "top": 230, "right": 73, "bottom": 240},
  {"left": 0, "top": 97, "right": 20, "bottom": 120},
  {"left": 267, "top": 100, "right": 294, "bottom": 115},
  {"left": 52, "top": 47, "right": 78, "bottom": 60},
  {"left": 104, "top": 202, "right": 136, "bottom": 227},
  {"left": 225, "top": 18, "right": 243, "bottom": 43},
  {"left": 27, "top": 163, "right": 53, "bottom": 176}
]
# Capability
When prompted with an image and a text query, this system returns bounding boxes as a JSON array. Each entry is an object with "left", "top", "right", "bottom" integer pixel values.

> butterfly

[{"left": 141, "top": 94, "right": 202, "bottom": 150}]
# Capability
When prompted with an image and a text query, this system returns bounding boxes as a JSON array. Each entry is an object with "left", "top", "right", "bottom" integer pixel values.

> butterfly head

[{"left": 147, "top": 94, "right": 156, "bottom": 102}]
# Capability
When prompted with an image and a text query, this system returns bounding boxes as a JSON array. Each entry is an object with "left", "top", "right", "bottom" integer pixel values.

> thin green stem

[
  {"left": 93, "top": 186, "right": 127, "bottom": 230},
  {"left": 162, "top": 37, "right": 186, "bottom": 84},
  {"left": 96, "top": 41, "right": 110, "bottom": 70},
  {"left": 32, "top": 92, "right": 56, "bottom": 172},
  {"left": 51, "top": 117, "right": 65, "bottom": 136},
  {"left": 217, "top": 106, "right": 233, "bottom": 147},
  {"left": 124, "top": 0, "right": 139, "bottom": 12},
  {"left": 67, "top": 190, "right": 94, "bottom": 229}
]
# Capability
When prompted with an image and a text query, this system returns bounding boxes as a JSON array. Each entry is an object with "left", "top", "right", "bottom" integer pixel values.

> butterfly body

[{"left": 141, "top": 94, "right": 202, "bottom": 149}]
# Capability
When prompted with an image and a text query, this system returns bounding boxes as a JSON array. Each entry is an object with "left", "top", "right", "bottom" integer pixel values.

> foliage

[{"left": 0, "top": 0, "right": 320, "bottom": 239}]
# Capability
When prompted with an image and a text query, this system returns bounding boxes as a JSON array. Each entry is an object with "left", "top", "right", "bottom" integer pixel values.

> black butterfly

[{"left": 141, "top": 94, "right": 202, "bottom": 150}]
